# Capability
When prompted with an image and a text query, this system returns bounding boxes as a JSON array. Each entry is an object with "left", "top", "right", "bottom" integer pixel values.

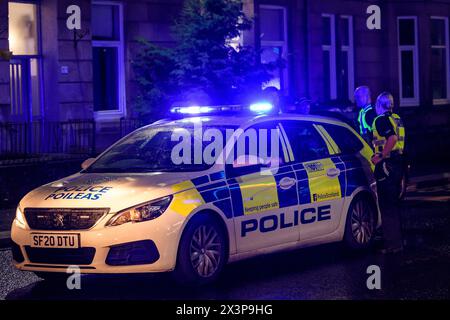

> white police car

[{"left": 11, "top": 104, "right": 379, "bottom": 285}]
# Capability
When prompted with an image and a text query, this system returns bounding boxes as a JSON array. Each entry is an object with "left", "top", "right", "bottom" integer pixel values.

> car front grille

[
  {"left": 25, "top": 247, "right": 96, "bottom": 265},
  {"left": 24, "top": 208, "right": 108, "bottom": 230}
]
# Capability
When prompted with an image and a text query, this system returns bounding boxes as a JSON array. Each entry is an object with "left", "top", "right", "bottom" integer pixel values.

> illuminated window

[
  {"left": 398, "top": 17, "right": 419, "bottom": 106},
  {"left": 92, "top": 2, "right": 125, "bottom": 118},
  {"left": 8, "top": 2, "right": 39, "bottom": 55},
  {"left": 259, "top": 5, "right": 288, "bottom": 93},
  {"left": 430, "top": 17, "right": 450, "bottom": 104},
  {"left": 8, "top": 2, "right": 42, "bottom": 122}
]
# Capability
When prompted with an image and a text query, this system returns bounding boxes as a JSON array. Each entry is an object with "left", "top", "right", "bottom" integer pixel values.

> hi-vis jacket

[{"left": 372, "top": 112, "right": 405, "bottom": 155}]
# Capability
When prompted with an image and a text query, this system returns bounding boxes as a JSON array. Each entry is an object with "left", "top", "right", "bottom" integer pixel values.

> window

[
  {"left": 259, "top": 5, "right": 288, "bottom": 93},
  {"left": 339, "top": 16, "right": 355, "bottom": 102},
  {"left": 322, "top": 14, "right": 354, "bottom": 101},
  {"left": 85, "top": 124, "right": 235, "bottom": 173},
  {"left": 398, "top": 17, "right": 419, "bottom": 106},
  {"left": 431, "top": 17, "right": 450, "bottom": 104},
  {"left": 321, "top": 124, "right": 363, "bottom": 154},
  {"left": 92, "top": 2, "right": 125, "bottom": 118},
  {"left": 281, "top": 121, "right": 329, "bottom": 162},
  {"left": 322, "top": 14, "right": 336, "bottom": 100},
  {"left": 226, "top": 121, "right": 286, "bottom": 178},
  {"left": 8, "top": 2, "right": 42, "bottom": 122},
  {"left": 8, "top": 2, "right": 38, "bottom": 55}
]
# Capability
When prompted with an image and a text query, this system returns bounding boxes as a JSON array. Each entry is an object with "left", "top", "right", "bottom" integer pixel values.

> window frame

[
  {"left": 340, "top": 15, "right": 355, "bottom": 102},
  {"left": 430, "top": 16, "right": 450, "bottom": 105},
  {"left": 259, "top": 4, "right": 289, "bottom": 94},
  {"left": 8, "top": 1, "right": 45, "bottom": 122},
  {"left": 92, "top": 1, "right": 126, "bottom": 120},
  {"left": 397, "top": 16, "right": 420, "bottom": 107},
  {"left": 322, "top": 13, "right": 337, "bottom": 100}
]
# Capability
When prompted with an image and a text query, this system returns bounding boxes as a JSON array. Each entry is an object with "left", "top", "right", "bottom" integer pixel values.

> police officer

[
  {"left": 354, "top": 86, "right": 377, "bottom": 145},
  {"left": 262, "top": 86, "right": 282, "bottom": 114},
  {"left": 295, "top": 97, "right": 311, "bottom": 115},
  {"left": 371, "top": 92, "right": 406, "bottom": 254}
]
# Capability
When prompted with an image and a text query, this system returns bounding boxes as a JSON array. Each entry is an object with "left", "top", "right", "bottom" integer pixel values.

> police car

[{"left": 11, "top": 103, "right": 379, "bottom": 285}]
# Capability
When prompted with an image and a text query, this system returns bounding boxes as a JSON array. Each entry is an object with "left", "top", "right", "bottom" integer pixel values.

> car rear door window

[
  {"left": 281, "top": 120, "right": 330, "bottom": 162},
  {"left": 321, "top": 123, "right": 364, "bottom": 155}
]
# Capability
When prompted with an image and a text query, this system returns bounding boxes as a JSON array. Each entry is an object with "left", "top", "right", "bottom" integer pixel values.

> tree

[{"left": 132, "top": 0, "right": 279, "bottom": 119}]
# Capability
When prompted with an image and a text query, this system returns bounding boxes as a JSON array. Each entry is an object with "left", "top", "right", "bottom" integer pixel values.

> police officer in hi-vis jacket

[
  {"left": 354, "top": 86, "right": 377, "bottom": 145},
  {"left": 371, "top": 92, "right": 406, "bottom": 254}
]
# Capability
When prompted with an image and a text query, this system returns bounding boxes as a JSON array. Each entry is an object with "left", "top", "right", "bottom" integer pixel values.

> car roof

[{"left": 154, "top": 113, "right": 351, "bottom": 129}]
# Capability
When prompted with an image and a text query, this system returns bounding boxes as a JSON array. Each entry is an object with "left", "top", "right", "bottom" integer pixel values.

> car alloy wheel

[
  {"left": 189, "top": 225, "right": 222, "bottom": 278},
  {"left": 351, "top": 198, "right": 375, "bottom": 245}
]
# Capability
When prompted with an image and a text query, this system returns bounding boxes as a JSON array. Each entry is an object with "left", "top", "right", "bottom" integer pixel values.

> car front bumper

[{"left": 10, "top": 210, "right": 185, "bottom": 274}]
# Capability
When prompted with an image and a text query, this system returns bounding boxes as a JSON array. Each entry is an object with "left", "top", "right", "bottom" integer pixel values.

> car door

[
  {"left": 319, "top": 122, "right": 374, "bottom": 197},
  {"left": 227, "top": 120, "right": 300, "bottom": 253},
  {"left": 280, "top": 120, "right": 346, "bottom": 241}
]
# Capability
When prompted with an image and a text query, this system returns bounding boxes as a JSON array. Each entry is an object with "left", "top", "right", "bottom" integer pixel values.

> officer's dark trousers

[{"left": 375, "top": 156, "right": 404, "bottom": 250}]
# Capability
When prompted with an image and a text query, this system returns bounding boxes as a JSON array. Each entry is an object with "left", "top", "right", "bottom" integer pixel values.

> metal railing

[{"left": 0, "top": 120, "right": 96, "bottom": 157}]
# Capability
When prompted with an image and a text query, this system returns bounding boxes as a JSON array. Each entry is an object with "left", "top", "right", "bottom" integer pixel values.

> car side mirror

[{"left": 81, "top": 158, "right": 95, "bottom": 170}]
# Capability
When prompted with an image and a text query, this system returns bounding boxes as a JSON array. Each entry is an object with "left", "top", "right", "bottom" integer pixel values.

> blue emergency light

[
  {"left": 170, "top": 106, "right": 214, "bottom": 114},
  {"left": 249, "top": 102, "right": 273, "bottom": 113},
  {"left": 170, "top": 102, "right": 274, "bottom": 116}
]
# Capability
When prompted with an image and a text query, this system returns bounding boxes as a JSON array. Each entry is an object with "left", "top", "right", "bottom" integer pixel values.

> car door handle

[
  {"left": 278, "top": 177, "right": 296, "bottom": 190},
  {"left": 327, "top": 168, "right": 341, "bottom": 178}
]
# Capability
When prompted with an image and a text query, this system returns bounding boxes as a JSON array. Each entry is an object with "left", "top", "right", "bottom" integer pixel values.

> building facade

[{"left": 0, "top": 0, "right": 449, "bottom": 154}]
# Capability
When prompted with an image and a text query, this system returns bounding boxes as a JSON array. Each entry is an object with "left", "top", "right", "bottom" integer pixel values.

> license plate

[{"left": 30, "top": 233, "right": 80, "bottom": 248}]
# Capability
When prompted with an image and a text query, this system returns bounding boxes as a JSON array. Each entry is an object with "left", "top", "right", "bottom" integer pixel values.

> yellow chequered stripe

[
  {"left": 170, "top": 180, "right": 205, "bottom": 216},
  {"left": 237, "top": 170, "right": 279, "bottom": 215},
  {"left": 304, "top": 158, "right": 342, "bottom": 203}
]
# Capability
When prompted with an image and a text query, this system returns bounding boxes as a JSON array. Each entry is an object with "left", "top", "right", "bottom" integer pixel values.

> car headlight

[
  {"left": 15, "top": 206, "right": 26, "bottom": 228},
  {"left": 106, "top": 196, "right": 173, "bottom": 227}
]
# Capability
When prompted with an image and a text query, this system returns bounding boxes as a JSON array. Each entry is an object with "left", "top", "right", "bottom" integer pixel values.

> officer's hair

[
  {"left": 354, "top": 85, "right": 371, "bottom": 97},
  {"left": 376, "top": 92, "right": 394, "bottom": 111}
]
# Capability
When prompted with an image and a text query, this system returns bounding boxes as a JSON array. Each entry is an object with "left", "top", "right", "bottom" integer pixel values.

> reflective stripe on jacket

[{"left": 372, "top": 112, "right": 405, "bottom": 155}]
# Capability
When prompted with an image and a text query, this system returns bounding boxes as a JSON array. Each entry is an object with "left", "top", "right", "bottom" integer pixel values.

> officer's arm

[{"left": 381, "top": 135, "right": 398, "bottom": 159}]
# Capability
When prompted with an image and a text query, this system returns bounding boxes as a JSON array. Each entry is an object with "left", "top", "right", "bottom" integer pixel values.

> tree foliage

[{"left": 132, "top": 0, "right": 279, "bottom": 118}]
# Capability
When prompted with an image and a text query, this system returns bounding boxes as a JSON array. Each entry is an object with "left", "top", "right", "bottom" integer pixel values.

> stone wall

[
  {"left": 0, "top": 0, "right": 10, "bottom": 118},
  {"left": 56, "top": 0, "right": 94, "bottom": 121}
]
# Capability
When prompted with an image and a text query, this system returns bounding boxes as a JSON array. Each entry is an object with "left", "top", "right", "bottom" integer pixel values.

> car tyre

[
  {"left": 343, "top": 194, "right": 377, "bottom": 250},
  {"left": 173, "top": 213, "right": 227, "bottom": 286}
]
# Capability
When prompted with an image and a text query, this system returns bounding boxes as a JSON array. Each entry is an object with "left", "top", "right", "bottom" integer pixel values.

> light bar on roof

[
  {"left": 170, "top": 102, "right": 274, "bottom": 115},
  {"left": 249, "top": 102, "right": 273, "bottom": 113},
  {"left": 170, "top": 105, "right": 241, "bottom": 114},
  {"left": 170, "top": 106, "right": 214, "bottom": 114}
]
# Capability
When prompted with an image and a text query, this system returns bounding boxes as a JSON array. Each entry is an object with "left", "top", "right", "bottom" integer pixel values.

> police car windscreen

[{"left": 84, "top": 124, "right": 236, "bottom": 173}]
